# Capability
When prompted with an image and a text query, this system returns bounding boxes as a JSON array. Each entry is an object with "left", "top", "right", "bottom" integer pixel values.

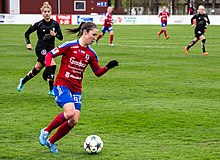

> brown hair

[{"left": 66, "top": 22, "right": 98, "bottom": 38}]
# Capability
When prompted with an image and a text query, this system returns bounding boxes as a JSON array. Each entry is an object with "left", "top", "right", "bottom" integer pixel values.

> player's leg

[
  {"left": 48, "top": 110, "right": 81, "bottom": 145},
  {"left": 39, "top": 86, "right": 73, "bottom": 145},
  {"left": 45, "top": 110, "right": 80, "bottom": 154},
  {"left": 17, "top": 61, "right": 43, "bottom": 92},
  {"left": 185, "top": 37, "right": 199, "bottom": 55},
  {"left": 162, "top": 23, "right": 169, "bottom": 39},
  {"left": 200, "top": 35, "right": 208, "bottom": 55},
  {"left": 96, "top": 26, "right": 106, "bottom": 43},
  {"left": 109, "top": 28, "right": 114, "bottom": 46},
  {"left": 48, "top": 59, "right": 56, "bottom": 96},
  {"left": 44, "top": 102, "right": 76, "bottom": 153},
  {"left": 47, "top": 92, "right": 81, "bottom": 144},
  {"left": 43, "top": 90, "right": 76, "bottom": 133},
  {"left": 39, "top": 86, "right": 81, "bottom": 153},
  {"left": 39, "top": 103, "right": 74, "bottom": 153},
  {"left": 158, "top": 24, "right": 164, "bottom": 38}
]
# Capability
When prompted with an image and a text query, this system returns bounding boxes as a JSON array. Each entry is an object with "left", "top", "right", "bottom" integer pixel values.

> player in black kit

[
  {"left": 185, "top": 5, "right": 210, "bottom": 56},
  {"left": 17, "top": 2, "right": 63, "bottom": 95}
]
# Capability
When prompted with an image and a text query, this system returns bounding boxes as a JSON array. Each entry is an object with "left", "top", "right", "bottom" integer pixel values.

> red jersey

[
  {"left": 103, "top": 12, "right": 113, "bottom": 27},
  {"left": 48, "top": 40, "right": 107, "bottom": 92},
  {"left": 159, "top": 11, "right": 170, "bottom": 23}
]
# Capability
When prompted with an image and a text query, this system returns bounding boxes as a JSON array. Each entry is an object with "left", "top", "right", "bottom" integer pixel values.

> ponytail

[{"left": 66, "top": 22, "right": 98, "bottom": 38}]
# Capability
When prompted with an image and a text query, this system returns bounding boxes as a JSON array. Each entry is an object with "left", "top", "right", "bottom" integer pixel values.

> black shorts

[
  {"left": 194, "top": 29, "right": 205, "bottom": 39},
  {"left": 35, "top": 48, "right": 50, "bottom": 66}
]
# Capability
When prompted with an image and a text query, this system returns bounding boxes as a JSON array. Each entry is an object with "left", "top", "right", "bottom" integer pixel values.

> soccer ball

[{"left": 84, "top": 135, "right": 103, "bottom": 154}]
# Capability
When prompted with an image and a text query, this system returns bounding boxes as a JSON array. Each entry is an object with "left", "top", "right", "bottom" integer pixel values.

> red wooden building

[{"left": 0, "top": 0, "right": 110, "bottom": 15}]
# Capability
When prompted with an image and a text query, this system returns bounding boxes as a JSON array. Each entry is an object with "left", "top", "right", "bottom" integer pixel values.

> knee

[
  {"left": 68, "top": 117, "right": 79, "bottom": 128},
  {"left": 64, "top": 104, "right": 75, "bottom": 119}
]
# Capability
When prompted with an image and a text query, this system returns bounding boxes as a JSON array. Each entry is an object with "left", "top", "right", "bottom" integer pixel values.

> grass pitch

[{"left": 0, "top": 24, "right": 220, "bottom": 160}]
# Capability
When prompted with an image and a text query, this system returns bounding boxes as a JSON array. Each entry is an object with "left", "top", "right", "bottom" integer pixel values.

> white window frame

[{"left": 74, "top": 1, "right": 86, "bottom": 11}]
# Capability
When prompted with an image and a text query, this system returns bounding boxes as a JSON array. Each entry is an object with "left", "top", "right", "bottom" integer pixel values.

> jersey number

[{"left": 65, "top": 72, "right": 70, "bottom": 78}]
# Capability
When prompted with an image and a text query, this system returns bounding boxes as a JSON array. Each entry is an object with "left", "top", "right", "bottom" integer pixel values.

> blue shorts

[
  {"left": 101, "top": 26, "right": 113, "bottom": 34},
  {"left": 53, "top": 86, "right": 82, "bottom": 111},
  {"left": 161, "top": 22, "right": 167, "bottom": 27}
]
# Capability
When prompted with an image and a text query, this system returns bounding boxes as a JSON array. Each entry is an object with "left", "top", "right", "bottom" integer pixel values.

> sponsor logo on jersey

[{"left": 70, "top": 57, "right": 86, "bottom": 68}]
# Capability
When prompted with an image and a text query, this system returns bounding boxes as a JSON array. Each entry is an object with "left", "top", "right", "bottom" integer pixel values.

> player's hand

[
  {"left": 106, "top": 60, "right": 119, "bottom": 70},
  {"left": 191, "top": 24, "right": 195, "bottom": 27},
  {"left": 26, "top": 44, "right": 32, "bottom": 50},
  {"left": 42, "top": 66, "right": 53, "bottom": 81},
  {"left": 50, "top": 29, "right": 56, "bottom": 37}
]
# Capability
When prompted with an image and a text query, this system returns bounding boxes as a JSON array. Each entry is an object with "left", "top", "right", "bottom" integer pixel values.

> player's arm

[
  {"left": 158, "top": 12, "right": 161, "bottom": 18},
  {"left": 54, "top": 22, "right": 63, "bottom": 41},
  {"left": 24, "top": 22, "right": 38, "bottom": 50},
  {"left": 89, "top": 54, "right": 118, "bottom": 77},
  {"left": 205, "top": 14, "right": 210, "bottom": 25},
  {"left": 191, "top": 14, "right": 197, "bottom": 25}
]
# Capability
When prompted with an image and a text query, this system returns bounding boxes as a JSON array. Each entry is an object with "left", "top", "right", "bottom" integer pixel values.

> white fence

[{"left": 1, "top": 14, "right": 220, "bottom": 25}]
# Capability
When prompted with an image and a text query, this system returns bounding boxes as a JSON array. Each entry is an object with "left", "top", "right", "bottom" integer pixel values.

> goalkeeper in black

[
  {"left": 185, "top": 5, "right": 210, "bottom": 56},
  {"left": 17, "top": 2, "right": 63, "bottom": 95}
]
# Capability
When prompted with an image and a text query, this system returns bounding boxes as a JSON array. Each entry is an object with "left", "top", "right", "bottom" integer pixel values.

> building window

[{"left": 74, "top": 1, "right": 86, "bottom": 11}]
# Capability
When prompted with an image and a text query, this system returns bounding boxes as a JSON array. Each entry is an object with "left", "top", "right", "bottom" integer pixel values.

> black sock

[
  {"left": 22, "top": 67, "right": 40, "bottom": 84},
  {"left": 202, "top": 39, "right": 206, "bottom": 52},
  {"left": 48, "top": 65, "right": 56, "bottom": 91},
  {"left": 187, "top": 40, "right": 197, "bottom": 49},
  {"left": 49, "top": 80, "right": 54, "bottom": 91}
]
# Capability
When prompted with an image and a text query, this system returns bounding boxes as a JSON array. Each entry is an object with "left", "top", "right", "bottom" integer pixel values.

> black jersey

[
  {"left": 25, "top": 19, "right": 63, "bottom": 51},
  {"left": 191, "top": 13, "right": 210, "bottom": 30}
]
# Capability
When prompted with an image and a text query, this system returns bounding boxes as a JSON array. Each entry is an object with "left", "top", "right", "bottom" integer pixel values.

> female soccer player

[
  {"left": 96, "top": 6, "right": 114, "bottom": 46},
  {"left": 185, "top": 5, "right": 210, "bottom": 56},
  {"left": 17, "top": 2, "right": 63, "bottom": 95},
  {"left": 158, "top": 6, "right": 170, "bottom": 39},
  {"left": 39, "top": 22, "right": 118, "bottom": 153}
]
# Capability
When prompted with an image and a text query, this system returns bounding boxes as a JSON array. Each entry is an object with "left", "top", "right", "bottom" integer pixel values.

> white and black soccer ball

[{"left": 84, "top": 135, "right": 103, "bottom": 154}]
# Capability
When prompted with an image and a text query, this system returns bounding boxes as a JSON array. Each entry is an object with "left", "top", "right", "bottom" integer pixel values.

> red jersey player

[
  {"left": 158, "top": 6, "right": 170, "bottom": 39},
  {"left": 39, "top": 22, "right": 119, "bottom": 153},
  {"left": 96, "top": 6, "right": 114, "bottom": 46}
]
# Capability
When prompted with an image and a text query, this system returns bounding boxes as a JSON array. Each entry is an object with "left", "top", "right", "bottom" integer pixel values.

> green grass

[{"left": 0, "top": 24, "right": 220, "bottom": 160}]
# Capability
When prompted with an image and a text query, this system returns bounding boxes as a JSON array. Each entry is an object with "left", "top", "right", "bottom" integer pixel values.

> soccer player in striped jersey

[
  {"left": 96, "top": 6, "right": 114, "bottom": 46},
  {"left": 158, "top": 6, "right": 170, "bottom": 39},
  {"left": 39, "top": 22, "right": 118, "bottom": 153}
]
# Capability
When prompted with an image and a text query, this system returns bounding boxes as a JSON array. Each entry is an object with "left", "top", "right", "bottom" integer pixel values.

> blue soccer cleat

[
  {"left": 48, "top": 90, "right": 55, "bottom": 96},
  {"left": 17, "top": 78, "right": 24, "bottom": 92},
  {"left": 46, "top": 139, "right": 59, "bottom": 154},
  {"left": 39, "top": 128, "right": 49, "bottom": 146}
]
